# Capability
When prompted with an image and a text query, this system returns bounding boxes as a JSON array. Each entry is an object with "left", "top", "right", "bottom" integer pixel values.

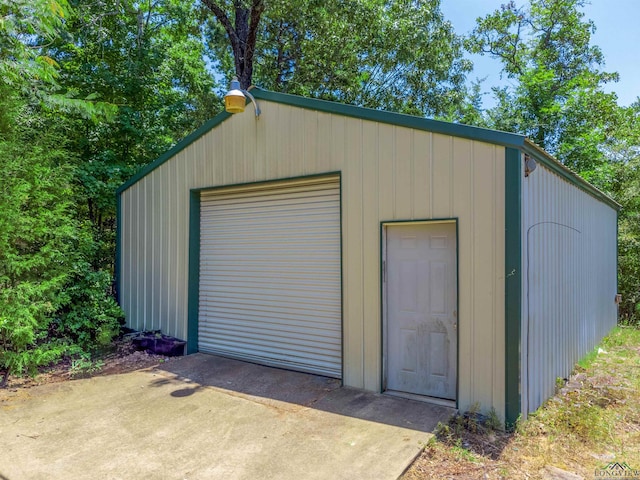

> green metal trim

[
  {"left": 379, "top": 223, "right": 384, "bottom": 393},
  {"left": 338, "top": 173, "right": 344, "bottom": 385},
  {"left": 522, "top": 141, "right": 620, "bottom": 211},
  {"left": 454, "top": 219, "right": 460, "bottom": 409},
  {"left": 117, "top": 109, "right": 232, "bottom": 194},
  {"left": 616, "top": 214, "right": 619, "bottom": 323},
  {"left": 380, "top": 218, "right": 458, "bottom": 225},
  {"left": 115, "top": 191, "right": 122, "bottom": 305},
  {"left": 252, "top": 88, "right": 526, "bottom": 149},
  {"left": 504, "top": 147, "right": 522, "bottom": 429},
  {"left": 186, "top": 190, "right": 201, "bottom": 355},
  {"left": 189, "top": 171, "right": 341, "bottom": 193},
  {"left": 379, "top": 218, "right": 459, "bottom": 408}
]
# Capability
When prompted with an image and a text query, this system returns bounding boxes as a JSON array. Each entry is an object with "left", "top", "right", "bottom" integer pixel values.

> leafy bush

[
  {"left": 0, "top": 102, "right": 123, "bottom": 386},
  {"left": 0, "top": 133, "right": 75, "bottom": 386},
  {"left": 51, "top": 221, "right": 124, "bottom": 351}
]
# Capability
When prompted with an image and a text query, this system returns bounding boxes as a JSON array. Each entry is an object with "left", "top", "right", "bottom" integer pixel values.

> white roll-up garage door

[{"left": 198, "top": 176, "right": 342, "bottom": 378}]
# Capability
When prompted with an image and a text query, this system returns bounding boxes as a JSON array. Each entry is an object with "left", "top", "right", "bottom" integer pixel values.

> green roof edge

[
  {"left": 522, "top": 140, "right": 620, "bottom": 211},
  {"left": 252, "top": 88, "right": 527, "bottom": 148}
]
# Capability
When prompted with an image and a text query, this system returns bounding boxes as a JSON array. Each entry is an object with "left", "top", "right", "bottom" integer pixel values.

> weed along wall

[{"left": 116, "top": 89, "right": 619, "bottom": 425}]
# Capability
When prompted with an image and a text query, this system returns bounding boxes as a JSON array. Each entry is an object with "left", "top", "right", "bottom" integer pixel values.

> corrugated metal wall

[
  {"left": 119, "top": 100, "right": 506, "bottom": 416},
  {"left": 521, "top": 161, "right": 617, "bottom": 414}
]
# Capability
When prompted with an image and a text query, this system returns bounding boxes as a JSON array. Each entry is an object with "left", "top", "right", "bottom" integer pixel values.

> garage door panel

[
  {"left": 198, "top": 177, "right": 342, "bottom": 378},
  {"left": 198, "top": 332, "right": 341, "bottom": 356},
  {"left": 199, "top": 326, "right": 341, "bottom": 349},
  {"left": 198, "top": 305, "right": 341, "bottom": 325},
  {"left": 199, "top": 277, "right": 339, "bottom": 290},
  {"left": 199, "top": 295, "right": 341, "bottom": 313}
]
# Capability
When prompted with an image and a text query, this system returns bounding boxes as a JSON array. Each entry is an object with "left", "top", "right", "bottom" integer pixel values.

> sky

[{"left": 440, "top": 0, "right": 640, "bottom": 108}]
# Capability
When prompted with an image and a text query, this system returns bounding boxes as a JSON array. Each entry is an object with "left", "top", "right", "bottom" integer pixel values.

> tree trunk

[{"left": 0, "top": 369, "right": 9, "bottom": 388}]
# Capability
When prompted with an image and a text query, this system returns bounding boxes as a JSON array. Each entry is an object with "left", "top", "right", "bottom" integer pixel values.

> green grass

[{"left": 402, "top": 324, "right": 640, "bottom": 480}]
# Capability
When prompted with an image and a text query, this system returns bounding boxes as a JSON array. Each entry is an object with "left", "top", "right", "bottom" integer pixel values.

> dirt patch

[{"left": 0, "top": 338, "right": 174, "bottom": 395}]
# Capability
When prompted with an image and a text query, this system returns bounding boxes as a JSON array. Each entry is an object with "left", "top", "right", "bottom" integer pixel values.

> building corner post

[
  {"left": 504, "top": 147, "right": 523, "bottom": 429},
  {"left": 187, "top": 190, "right": 201, "bottom": 354}
]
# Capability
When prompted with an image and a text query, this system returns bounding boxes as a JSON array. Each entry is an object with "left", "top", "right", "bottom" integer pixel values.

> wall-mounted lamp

[
  {"left": 524, "top": 154, "right": 537, "bottom": 177},
  {"left": 224, "top": 77, "right": 261, "bottom": 117}
]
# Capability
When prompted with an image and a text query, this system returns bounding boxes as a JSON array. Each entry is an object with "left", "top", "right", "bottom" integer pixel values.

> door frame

[{"left": 380, "top": 218, "right": 459, "bottom": 408}]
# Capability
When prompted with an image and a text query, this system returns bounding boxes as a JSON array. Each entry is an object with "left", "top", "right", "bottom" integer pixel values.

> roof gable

[{"left": 117, "top": 88, "right": 618, "bottom": 210}]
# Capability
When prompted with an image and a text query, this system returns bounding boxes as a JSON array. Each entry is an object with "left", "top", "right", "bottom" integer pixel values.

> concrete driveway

[{"left": 0, "top": 354, "right": 453, "bottom": 480}]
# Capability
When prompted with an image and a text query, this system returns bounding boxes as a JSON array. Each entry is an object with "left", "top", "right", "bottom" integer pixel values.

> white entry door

[{"left": 385, "top": 222, "right": 457, "bottom": 400}]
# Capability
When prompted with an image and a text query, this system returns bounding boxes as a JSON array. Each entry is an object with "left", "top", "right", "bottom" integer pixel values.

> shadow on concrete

[{"left": 154, "top": 353, "right": 454, "bottom": 433}]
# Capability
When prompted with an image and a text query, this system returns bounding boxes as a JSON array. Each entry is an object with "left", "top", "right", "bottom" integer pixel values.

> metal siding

[
  {"left": 344, "top": 118, "right": 364, "bottom": 384},
  {"left": 521, "top": 162, "right": 617, "bottom": 415},
  {"left": 362, "top": 121, "right": 381, "bottom": 390},
  {"left": 198, "top": 178, "right": 341, "bottom": 377},
  {"left": 119, "top": 100, "right": 505, "bottom": 417}
]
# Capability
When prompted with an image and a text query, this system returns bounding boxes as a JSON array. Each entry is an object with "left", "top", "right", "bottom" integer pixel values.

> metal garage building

[{"left": 116, "top": 89, "right": 618, "bottom": 425}]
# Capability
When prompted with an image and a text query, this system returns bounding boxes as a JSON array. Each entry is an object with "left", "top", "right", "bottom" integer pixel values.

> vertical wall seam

[
  {"left": 469, "top": 139, "right": 475, "bottom": 403},
  {"left": 429, "top": 133, "right": 434, "bottom": 218},
  {"left": 491, "top": 145, "right": 497, "bottom": 408},
  {"left": 449, "top": 136, "right": 455, "bottom": 218},
  {"left": 392, "top": 126, "right": 397, "bottom": 218},
  {"left": 360, "top": 120, "right": 365, "bottom": 382},
  {"left": 410, "top": 129, "right": 415, "bottom": 219}
]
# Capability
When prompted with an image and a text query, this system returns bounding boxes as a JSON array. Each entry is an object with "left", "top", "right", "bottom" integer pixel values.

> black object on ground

[{"left": 129, "top": 331, "right": 186, "bottom": 356}]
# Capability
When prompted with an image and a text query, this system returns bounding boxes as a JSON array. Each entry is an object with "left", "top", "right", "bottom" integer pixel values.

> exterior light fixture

[
  {"left": 224, "top": 77, "right": 261, "bottom": 117},
  {"left": 524, "top": 154, "right": 537, "bottom": 177}
]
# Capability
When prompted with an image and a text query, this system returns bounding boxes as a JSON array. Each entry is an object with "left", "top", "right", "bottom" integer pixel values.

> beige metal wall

[
  {"left": 521, "top": 161, "right": 618, "bottom": 415},
  {"left": 119, "top": 100, "right": 506, "bottom": 415}
]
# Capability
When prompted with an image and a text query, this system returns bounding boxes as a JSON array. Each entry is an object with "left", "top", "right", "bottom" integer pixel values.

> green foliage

[
  {"left": 69, "top": 352, "right": 104, "bottom": 378},
  {"left": 205, "top": 0, "right": 475, "bottom": 120},
  {"left": 468, "top": 0, "right": 620, "bottom": 171},
  {"left": 55, "top": 253, "right": 125, "bottom": 351},
  {"left": 468, "top": 0, "right": 640, "bottom": 325},
  {"left": 485, "top": 407, "right": 503, "bottom": 431},
  {"left": 0, "top": 1, "right": 134, "bottom": 385},
  {"left": 52, "top": 0, "right": 219, "bottom": 273},
  {"left": 601, "top": 325, "right": 640, "bottom": 349},
  {"left": 0, "top": 105, "right": 74, "bottom": 385},
  {"left": 609, "top": 103, "right": 640, "bottom": 324},
  {"left": 576, "top": 347, "right": 599, "bottom": 370},
  {"left": 0, "top": 0, "right": 69, "bottom": 89}
]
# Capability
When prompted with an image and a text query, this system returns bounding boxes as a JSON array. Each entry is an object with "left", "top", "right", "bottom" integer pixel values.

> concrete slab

[{"left": 0, "top": 354, "right": 454, "bottom": 480}]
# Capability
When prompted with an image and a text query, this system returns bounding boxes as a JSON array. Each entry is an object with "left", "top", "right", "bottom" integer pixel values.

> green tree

[
  {"left": 468, "top": 0, "right": 620, "bottom": 172},
  {"left": 468, "top": 0, "right": 640, "bottom": 325},
  {"left": 204, "top": 0, "right": 474, "bottom": 119},
  {"left": 0, "top": 118, "right": 71, "bottom": 386},
  {"left": 202, "top": 0, "right": 265, "bottom": 90},
  {"left": 48, "top": 0, "right": 219, "bottom": 273},
  {"left": 609, "top": 102, "right": 640, "bottom": 323},
  {"left": 0, "top": 0, "right": 124, "bottom": 386}
]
